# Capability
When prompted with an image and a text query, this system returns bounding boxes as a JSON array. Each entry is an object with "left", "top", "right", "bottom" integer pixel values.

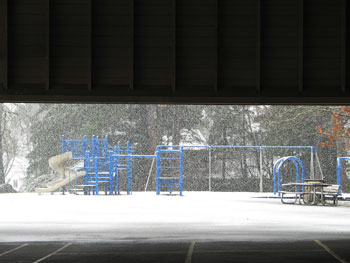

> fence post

[
  {"left": 209, "top": 147, "right": 212, "bottom": 192},
  {"left": 259, "top": 147, "right": 263, "bottom": 192},
  {"left": 310, "top": 147, "right": 314, "bottom": 179}
]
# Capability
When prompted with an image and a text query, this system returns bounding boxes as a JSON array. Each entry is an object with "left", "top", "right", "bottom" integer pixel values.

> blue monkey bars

[{"left": 273, "top": 156, "right": 305, "bottom": 196}]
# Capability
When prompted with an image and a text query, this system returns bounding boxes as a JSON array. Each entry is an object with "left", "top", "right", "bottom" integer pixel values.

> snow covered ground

[{"left": 0, "top": 192, "right": 349, "bottom": 243}]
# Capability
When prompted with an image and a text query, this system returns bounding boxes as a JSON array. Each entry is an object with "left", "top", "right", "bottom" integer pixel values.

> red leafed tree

[
  {"left": 317, "top": 106, "right": 350, "bottom": 150},
  {"left": 317, "top": 106, "right": 350, "bottom": 191}
]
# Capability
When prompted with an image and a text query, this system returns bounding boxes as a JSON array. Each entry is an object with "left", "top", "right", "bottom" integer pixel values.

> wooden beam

[
  {"left": 214, "top": 0, "right": 219, "bottom": 93},
  {"left": 256, "top": 0, "right": 261, "bottom": 93},
  {"left": 341, "top": 0, "right": 346, "bottom": 93},
  {"left": 298, "top": 0, "right": 304, "bottom": 93},
  {"left": 171, "top": 0, "right": 176, "bottom": 93},
  {"left": 129, "top": 0, "right": 134, "bottom": 91},
  {"left": 0, "top": 0, "right": 8, "bottom": 90},
  {"left": 87, "top": 0, "right": 92, "bottom": 92},
  {"left": 45, "top": 0, "right": 50, "bottom": 90}
]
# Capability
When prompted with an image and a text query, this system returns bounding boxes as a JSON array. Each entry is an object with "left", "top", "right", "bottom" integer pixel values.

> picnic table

[{"left": 280, "top": 182, "right": 340, "bottom": 205}]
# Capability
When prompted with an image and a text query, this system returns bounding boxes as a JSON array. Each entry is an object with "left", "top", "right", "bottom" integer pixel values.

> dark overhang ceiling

[{"left": 0, "top": 0, "right": 349, "bottom": 104}]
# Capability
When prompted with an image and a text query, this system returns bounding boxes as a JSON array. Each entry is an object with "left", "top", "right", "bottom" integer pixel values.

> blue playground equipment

[
  {"left": 336, "top": 157, "right": 350, "bottom": 194},
  {"left": 65, "top": 136, "right": 158, "bottom": 195},
  {"left": 63, "top": 136, "right": 319, "bottom": 196},
  {"left": 65, "top": 135, "right": 113, "bottom": 195},
  {"left": 109, "top": 141, "right": 137, "bottom": 195},
  {"left": 86, "top": 136, "right": 112, "bottom": 195},
  {"left": 273, "top": 156, "right": 305, "bottom": 196},
  {"left": 156, "top": 145, "right": 184, "bottom": 195}
]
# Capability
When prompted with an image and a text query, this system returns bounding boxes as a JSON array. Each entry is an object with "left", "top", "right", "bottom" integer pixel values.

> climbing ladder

[
  {"left": 88, "top": 136, "right": 113, "bottom": 195},
  {"left": 110, "top": 141, "right": 134, "bottom": 195},
  {"left": 156, "top": 146, "right": 183, "bottom": 195},
  {"left": 70, "top": 136, "right": 113, "bottom": 195}
]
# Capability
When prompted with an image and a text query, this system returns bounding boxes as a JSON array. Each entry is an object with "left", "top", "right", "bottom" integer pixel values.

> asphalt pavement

[{"left": 0, "top": 239, "right": 349, "bottom": 263}]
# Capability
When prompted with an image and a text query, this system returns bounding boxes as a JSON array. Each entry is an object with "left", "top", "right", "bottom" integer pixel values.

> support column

[
  {"left": 45, "top": 0, "right": 50, "bottom": 90},
  {"left": 256, "top": 0, "right": 261, "bottom": 93},
  {"left": 214, "top": 0, "right": 219, "bottom": 93},
  {"left": 341, "top": 0, "right": 346, "bottom": 93},
  {"left": 129, "top": 0, "right": 134, "bottom": 91},
  {"left": 0, "top": 0, "right": 8, "bottom": 90},
  {"left": 87, "top": 0, "right": 92, "bottom": 91},
  {"left": 171, "top": 0, "right": 176, "bottom": 93},
  {"left": 298, "top": 0, "right": 304, "bottom": 93}
]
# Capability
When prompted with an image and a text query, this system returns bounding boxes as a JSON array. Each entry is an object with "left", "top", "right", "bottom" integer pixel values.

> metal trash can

[{"left": 303, "top": 179, "right": 325, "bottom": 204}]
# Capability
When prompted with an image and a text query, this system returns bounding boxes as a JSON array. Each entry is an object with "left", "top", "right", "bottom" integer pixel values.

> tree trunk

[
  {"left": 240, "top": 109, "right": 248, "bottom": 178},
  {"left": 172, "top": 105, "right": 181, "bottom": 145},
  {"left": 0, "top": 105, "right": 5, "bottom": 184},
  {"left": 222, "top": 126, "right": 227, "bottom": 180},
  {"left": 145, "top": 105, "right": 158, "bottom": 154}
]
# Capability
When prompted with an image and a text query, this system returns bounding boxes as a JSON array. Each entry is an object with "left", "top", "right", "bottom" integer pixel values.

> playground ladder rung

[
  {"left": 87, "top": 181, "right": 109, "bottom": 184},
  {"left": 159, "top": 150, "right": 181, "bottom": 153},
  {"left": 88, "top": 172, "right": 110, "bottom": 175},
  {"left": 88, "top": 177, "right": 110, "bottom": 180},
  {"left": 159, "top": 166, "right": 181, "bottom": 169},
  {"left": 160, "top": 157, "right": 181, "bottom": 160},
  {"left": 159, "top": 177, "right": 180, "bottom": 180},
  {"left": 75, "top": 185, "right": 95, "bottom": 188}
]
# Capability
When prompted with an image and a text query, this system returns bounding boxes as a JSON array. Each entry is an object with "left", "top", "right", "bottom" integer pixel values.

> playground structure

[
  {"left": 62, "top": 136, "right": 184, "bottom": 195},
  {"left": 36, "top": 135, "right": 336, "bottom": 196},
  {"left": 273, "top": 156, "right": 305, "bottom": 196},
  {"left": 336, "top": 157, "right": 350, "bottom": 194}
]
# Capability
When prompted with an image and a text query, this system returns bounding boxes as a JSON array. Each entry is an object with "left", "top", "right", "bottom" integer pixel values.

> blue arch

[{"left": 273, "top": 156, "right": 305, "bottom": 195}]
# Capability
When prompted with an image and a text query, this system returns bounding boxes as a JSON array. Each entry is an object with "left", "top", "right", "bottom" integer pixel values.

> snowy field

[{"left": 0, "top": 192, "right": 349, "bottom": 243}]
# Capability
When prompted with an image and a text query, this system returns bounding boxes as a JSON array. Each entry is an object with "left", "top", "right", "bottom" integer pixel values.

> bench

[
  {"left": 279, "top": 191, "right": 308, "bottom": 204},
  {"left": 315, "top": 184, "right": 340, "bottom": 205}
]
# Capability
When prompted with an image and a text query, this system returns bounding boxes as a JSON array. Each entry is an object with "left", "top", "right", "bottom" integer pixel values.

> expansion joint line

[
  {"left": 314, "top": 240, "right": 348, "bottom": 263},
  {"left": 184, "top": 241, "right": 196, "bottom": 263},
  {"left": 33, "top": 243, "right": 72, "bottom": 263},
  {"left": 0, "top": 243, "right": 28, "bottom": 257}
]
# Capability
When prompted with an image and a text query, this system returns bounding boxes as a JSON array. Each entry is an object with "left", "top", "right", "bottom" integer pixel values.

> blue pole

[
  {"left": 83, "top": 135, "right": 87, "bottom": 159},
  {"left": 95, "top": 137, "right": 99, "bottom": 195},
  {"left": 96, "top": 136, "right": 100, "bottom": 159},
  {"left": 116, "top": 142, "right": 121, "bottom": 194},
  {"left": 337, "top": 158, "right": 342, "bottom": 194},
  {"left": 277, "top": 168, "right": 281, "bottom": 196},
  {"left": 273, "top": 164, "right": 277, "bottom": 195},
  {"left": 294, "top": 160, "right": 299, "bottom": 192},
  {"left": 109, "top": 153, "right": 113, "bottom": 195},
  {"left": 92, "top": 135, "right": 95, "bottom": 168},
  {"left": 301, "top": 159, "right": 305, "bottom": 192},
  {"left": 105, "top": 135, "right": 109, "bottom": 159},
  {"left": 156, "top": 146, "right": 160, "bottom": 195},
  {"left": 180, "top": 146, "right": 183, "bottom": 196},
  {"left": 127, "top": 141, "right": 131, "bottom": 194}
]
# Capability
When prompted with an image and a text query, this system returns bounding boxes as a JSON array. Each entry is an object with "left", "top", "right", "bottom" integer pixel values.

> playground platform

[{"left": 0, "top": 192, "right": 349, "bottom": 243}]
